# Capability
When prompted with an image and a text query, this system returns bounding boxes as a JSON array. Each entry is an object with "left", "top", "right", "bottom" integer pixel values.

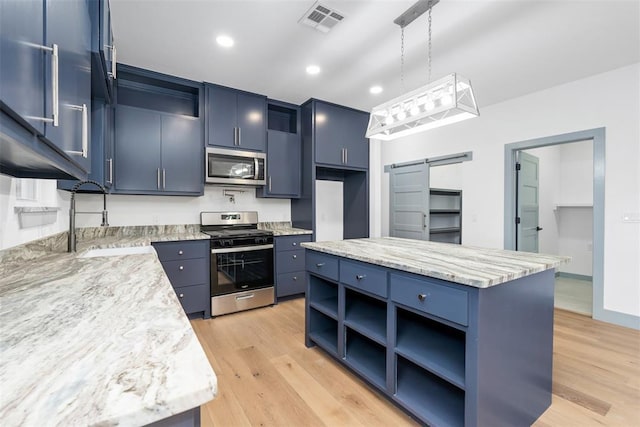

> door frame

[{"left": 503, "top": 128, "right": 605, "bottom": 321}]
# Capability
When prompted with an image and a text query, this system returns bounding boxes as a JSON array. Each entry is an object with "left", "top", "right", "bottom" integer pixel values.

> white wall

[
  {"left": 0, "top": 178, "right": 290, "bottom": 250},
  {"left": 0, "top": 176, "right": 68, "bottom": 249},
  {"left": 372, "top": 63, "right": 640, "bottom": 318}
]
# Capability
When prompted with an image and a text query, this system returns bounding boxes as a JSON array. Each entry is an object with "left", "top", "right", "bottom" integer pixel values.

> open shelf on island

[
  {"left": 308, "top": 276, "right": 338, "bottom": 319},
  {"left": 308, "top": 308, "right": 338, "bottom": 356},
  {"left": 345, "top": 327, "right": 386, "bottom": 391},
  {"left": 395, "top": 356, "right": 465, "bottom": 427},
  {"left": 344, "top": 288, "right": 387, "bottom": 345},
  {"left": 396, "top": 308, "right": 466, "bottom": 389}
]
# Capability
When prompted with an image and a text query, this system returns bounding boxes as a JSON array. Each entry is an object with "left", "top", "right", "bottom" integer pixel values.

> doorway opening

[{"left": 504, "top": 128, "right": 604, "bottom": 320}]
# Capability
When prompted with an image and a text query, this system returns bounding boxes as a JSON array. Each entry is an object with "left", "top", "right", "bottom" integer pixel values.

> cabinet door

[
  {"left": 207, "top": 85, "right": 237, "bottom": 148},
  {"left": 0, "top": 0, "right": 45, "bottom": 134},
  {"left": 45, "top": 0, "right": 92, "bottom": 171},
  {"left": 161, "top": 115, "right": 203, "bottom": 193},
  {"left": 114, "top": 106, "right": 161, "bottom": 191},
  {"left": 236, "top": 92, "right": 266, "bottom": 152},
  {"left": 343, "top": 109, "right": 369, "bottom": 169},
  {"left": 314, "top": 101, "right": 345, "bottom": 166},
  {"left": 265, "top": 131, "right": 300, "bottom": 197}
]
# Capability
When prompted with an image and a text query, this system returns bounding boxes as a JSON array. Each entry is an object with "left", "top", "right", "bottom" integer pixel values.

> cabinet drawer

[
  {"left": 275, "top": 234, "right": 312, "bottom": 252},
  {"left": 161, "top": 258, "right": 209, "bottom": 288},
  {"left": 340, "top": 260, "right": 387, "bottom": 298},
  {"left": 276, "top": 249, "right": 306, "bottom": 273},
  {"left": 276, "top": 271, "right": 307, "bottom": 298},
  {"left": 306, "top": 251, "right": 339, "bottom": 281},
  {"left": 153, "top": 240, "right": 209, "bottom": 262},
  {"left": 390, "top": 273, "right": 468, "bottom": 326},
  {"left": 174, "top": 283, "right": 209, "bottom": 315}
]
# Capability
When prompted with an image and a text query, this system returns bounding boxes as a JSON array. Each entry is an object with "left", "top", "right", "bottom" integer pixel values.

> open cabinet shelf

[
  {"left": 344, "top": 288, "right": 387, "bottom": 345},
  {"left": 344, "top": 327, "right": 387, "bottom": 391}
]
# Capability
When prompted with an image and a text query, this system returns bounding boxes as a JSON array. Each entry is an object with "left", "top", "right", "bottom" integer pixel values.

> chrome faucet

[{"left": 68, "top": 180, "right": 109, "bottom": 252}]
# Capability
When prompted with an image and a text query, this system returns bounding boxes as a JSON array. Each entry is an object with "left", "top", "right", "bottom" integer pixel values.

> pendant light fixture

[{"left": 366, "top": 0, "right": 479, "bottom": 141}]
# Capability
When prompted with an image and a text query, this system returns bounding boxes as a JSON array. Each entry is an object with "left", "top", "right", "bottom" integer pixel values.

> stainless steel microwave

[{"left": 205, "top": 147, "right": 266, "bottom": 186}]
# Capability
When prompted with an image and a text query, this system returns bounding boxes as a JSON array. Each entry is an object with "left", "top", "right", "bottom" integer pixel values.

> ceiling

[{"left": 110, "top": 0, "right": 640, "bottom": 112}]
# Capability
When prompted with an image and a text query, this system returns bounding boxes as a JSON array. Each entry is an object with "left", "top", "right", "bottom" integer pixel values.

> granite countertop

[
  {"left": 302, "top": 237, "right": 570, "bottom": 288},
  {"left": 258, "top": 221, "right": 313, "bottom": 236},
  {"left": 0, "top": 226, "right": 217, "bottom": 426}
]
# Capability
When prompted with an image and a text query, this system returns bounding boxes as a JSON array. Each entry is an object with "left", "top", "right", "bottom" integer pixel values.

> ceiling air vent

[{"left": 299, "top": 1, "right": 345, "bottom": 34}]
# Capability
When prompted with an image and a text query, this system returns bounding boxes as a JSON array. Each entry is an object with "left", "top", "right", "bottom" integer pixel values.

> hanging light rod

[{"left": 394, "top": 0, "right": 440, "bottom": 28}]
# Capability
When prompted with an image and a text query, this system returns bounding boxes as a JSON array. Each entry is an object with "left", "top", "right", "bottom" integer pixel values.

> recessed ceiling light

[
  {"left": 306, "top": 65, "right": 321, "bottom": 75},
  {"left": 370, "top": 85, "right": 383, "bottom": 95},
  {"left": 216, "top": 35, "right": 234, "bottom": 48}
]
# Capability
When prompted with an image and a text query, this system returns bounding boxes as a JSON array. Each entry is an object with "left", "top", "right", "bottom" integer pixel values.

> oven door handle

[{"left": 211, "top": 244, "right": 273, "bottom": 254}]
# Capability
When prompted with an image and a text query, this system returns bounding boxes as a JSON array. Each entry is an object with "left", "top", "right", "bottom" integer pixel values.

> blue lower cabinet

[
  {"left": 152, "top": 240, "right": 210, "bottom": 318},
  {"left": 274, "top": 235, "right": 312, "bottom": 298},
  {"left": 305, "top": 251, "right": 556, "bottom": 427}
]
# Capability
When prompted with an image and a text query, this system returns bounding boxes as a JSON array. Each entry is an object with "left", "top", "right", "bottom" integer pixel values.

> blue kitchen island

[{"left": 302, "top": 237, "right": 569, "bottom": 427}]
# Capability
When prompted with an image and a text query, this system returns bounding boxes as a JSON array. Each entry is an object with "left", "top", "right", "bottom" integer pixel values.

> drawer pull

[
  {"left": 316, "top": 263, "right": 325, "bottom": 267},
  {"left": 236, "top": 293, "right": 255, "bottom": 301},
  {"left": 293, "top": 276, "right": 297, "bottom": 281},
  {"left": 179, "top": 265, "right": 184, "bottom": 271},
  {"left": 292, "top": 242, "right": 297, "bottom": 246},
  {"left": 418, "top": 293, "right": 427, "bottom": 302},
  {"left": 356, "top": 274, "right": 366, "bottom": 280},
  {"left": 179, "top": 293, "right": 184, "bottom": 298},
  {"left": 178, "top": 250, "right": 183, "bottom": 255},
  {"left": 292, "top": 254, "right": 297, "bottom": 259}
]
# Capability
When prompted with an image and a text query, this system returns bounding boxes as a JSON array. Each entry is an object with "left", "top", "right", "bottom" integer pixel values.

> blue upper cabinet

[
  {"left": 314, "top": 100, "right": 369, "bottom": 170},
  {"left": 206, "top": 84, "right": 266, "bottom": 152},
  {"left": 0, "top": 0, "right": 45, "bottom": 135},
  {"left": 45, "top": 0, "right": 92, "bottom": 172},
  {"left": 0, "top": 0, "right": 92, "bottom": 179},
  {"left": 257, "top": 101, "right": 301, "bottom": 199},
  {"left": 89, "top": 0, "right": 116, "bottom": 101},
  {"left": 112, "top": 65, "right": 204, "bottom": 196}
]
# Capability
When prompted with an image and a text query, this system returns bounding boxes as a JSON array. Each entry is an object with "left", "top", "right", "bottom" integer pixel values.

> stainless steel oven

[
  {"left": 201, "top": 211, "right": 274, "bottom": 316},
  {"left": 205, "top": 147, "right": 266, "bottom": 186}
]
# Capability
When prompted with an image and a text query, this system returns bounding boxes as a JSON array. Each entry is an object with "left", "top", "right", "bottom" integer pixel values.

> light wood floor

[{"left": 191, "top": 298, "right": 640, "bottom": 426}]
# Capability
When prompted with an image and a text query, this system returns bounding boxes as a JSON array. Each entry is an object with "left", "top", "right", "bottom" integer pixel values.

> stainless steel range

[{"left": 201, "top": 211, "right": 274, "bottom": 316}]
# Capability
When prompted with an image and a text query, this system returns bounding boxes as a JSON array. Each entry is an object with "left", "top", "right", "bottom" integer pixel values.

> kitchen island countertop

[
  {"left": 302, "top": 237, "right": 569, "bottom": 288},
  {"left": 0, "top": 226, "right": 217, "bottom": 426}
]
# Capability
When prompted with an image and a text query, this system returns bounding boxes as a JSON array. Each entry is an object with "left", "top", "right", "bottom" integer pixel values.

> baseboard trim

[
  {"left": 594, "top": 308, "right": 640, "bottom": 331},
  {"left": 556, "top": 272, "right": 592, "bottom": 282}
]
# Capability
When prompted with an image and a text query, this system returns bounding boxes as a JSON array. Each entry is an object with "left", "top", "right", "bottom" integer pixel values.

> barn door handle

[{"left": 536, "top": 226, "right": 543, "bottom": 231}]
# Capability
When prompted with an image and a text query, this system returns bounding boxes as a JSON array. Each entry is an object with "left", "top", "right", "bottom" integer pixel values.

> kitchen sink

[{"left": 79, "top": 246, "right": 155, "bottom": 258}]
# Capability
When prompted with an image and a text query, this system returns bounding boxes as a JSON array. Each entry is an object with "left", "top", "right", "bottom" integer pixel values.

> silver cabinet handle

[
  {"left": 179, "top": 265, "right": 184, "bottom": 271},
  {"left": 236, "top": 293, "right": 255, "bottom": 301},
  {"left": 418, "top": 293, "right": 427, "bottom": 302},
  {"left": 162, "top": 168, "right": 166, "bottom": 189},
  {"left": 106, "top": 158, "right": 113, "bottom": 184},
  {"left": 30, "top": 44, "right": 59, "bottom": 126},
  {"left": 356, "top": 274, "right": 366, "bottom": 280},
  {"left": 292, "top": 242, "right": 297, "bottom": 246},
  {"left": 422, "top": 213, "right": 427, "bottom": 229},
  {"left": 293, "top": 276, "right": 297, "bottom": 281},
  {"left": 178, "top": 250, "right": 183, "bottom": 255},
  {"left": 344, "top": 148, "right": 348, "bottom": 164},
  {"left": 292, "top": 254, "right": 297, "bottom": 259},
  {"left": 157, "top": 168, "right": 161, "bottom": 189},
  {"left": 105, "top": 44, "right": 117, "bottom": 79},
  {"left": 67, "top": 104, "right": 88, "bottom": 158},
  {"left": 237, "top": 127, "right": 241, "bottom": 146},
  {"left": 268, "top": 176, "right": 272, "bottom": 192},
  {"left": 316, "top": 263, "right": 325, "bottom": 267},
  {"left": 179, "top": 293, "right": 184, "bottom": 298},
  {"left": 341, "top": 148, "right": 345, "bottom": 164}
]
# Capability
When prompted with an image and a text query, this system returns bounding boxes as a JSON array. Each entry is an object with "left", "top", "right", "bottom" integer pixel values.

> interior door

[
  {"left": 516, "top": 151, "right": 541, "bottom": 252},
  {"left": 389, "top": 162, "right": 430, "bottom": 239}
]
